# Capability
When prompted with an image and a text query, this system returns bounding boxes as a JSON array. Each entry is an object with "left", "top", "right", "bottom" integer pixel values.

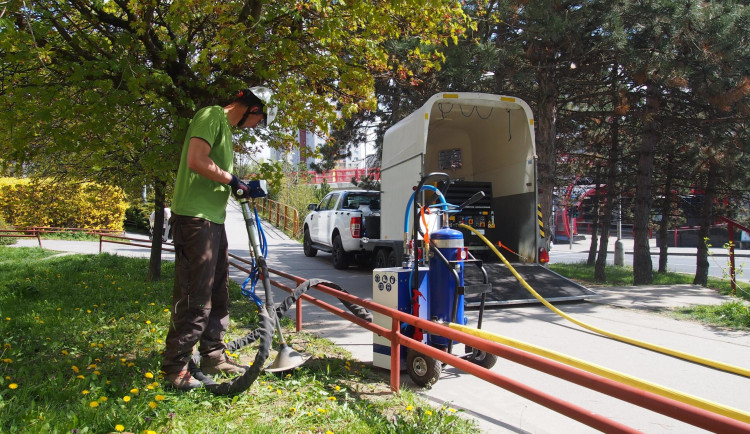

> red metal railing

[
  {"left": 0, "top": 228, "right": 42, "bottom": 247},
  {"left": 302, "top": 168, "right": 381, "bottom": 185}
]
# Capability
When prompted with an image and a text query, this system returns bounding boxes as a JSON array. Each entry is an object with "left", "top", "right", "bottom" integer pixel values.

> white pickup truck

[{"left": 303, "top": 190, "right": 381, "bottom": 269}]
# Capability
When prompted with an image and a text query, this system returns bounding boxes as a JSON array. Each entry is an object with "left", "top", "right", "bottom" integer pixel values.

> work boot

[
  {"left": 165, "top": 369, "right": 202, "bottom": 391},
  {"left": 201, "top": 355, "right": 248, "bottom": 376}
]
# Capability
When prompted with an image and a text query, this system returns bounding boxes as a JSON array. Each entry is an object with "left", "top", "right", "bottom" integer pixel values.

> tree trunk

[
  {"left": 657, "top": 153, "right": 675, "bottom": 273},
  {"left": 633, "top": 83, "right": 659, "bottom": 285},
  {"left": 595, "top": 72, "right": 621, "bottom": 282},
  {"left": 587, "top": 182, "right": 602, "bottom": 266},
  {"left": 535, "top": 68, "right": 558, "bottom": 254},
  {"left": 693, "top": 163, "right": 718, "bottom": 287},
  {"left": 147, "top": 181, "right": 166, "bottom": 282}
]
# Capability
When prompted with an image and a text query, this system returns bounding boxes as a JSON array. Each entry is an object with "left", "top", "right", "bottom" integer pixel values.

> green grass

[
  {"left": 0, "top": 247, "right": 477, "bottom": 433},
  {"left": 550, "top": 262, "right": 750, "bottom": 330}
]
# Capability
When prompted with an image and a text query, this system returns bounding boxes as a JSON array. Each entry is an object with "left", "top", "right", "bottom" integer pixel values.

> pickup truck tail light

[{"left": 350, "top": 216, "right": 362, "bottom": 238}]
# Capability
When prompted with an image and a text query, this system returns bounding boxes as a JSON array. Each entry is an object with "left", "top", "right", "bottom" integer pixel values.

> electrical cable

[{"left": 458, "top": 223, "right": 750, "bottom": 379}]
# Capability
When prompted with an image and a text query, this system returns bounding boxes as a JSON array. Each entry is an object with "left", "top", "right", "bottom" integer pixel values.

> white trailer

[{"left": 371, "top": 92, "right": 593, "bottom": 306}]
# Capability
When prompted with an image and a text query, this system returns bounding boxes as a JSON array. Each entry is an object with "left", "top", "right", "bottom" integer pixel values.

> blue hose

[
  {"left": 403, "top": 185, "right": 449, "bottom": 234},
  {"left": 241, "top": 206, "right": 269, "bottom": 308}
]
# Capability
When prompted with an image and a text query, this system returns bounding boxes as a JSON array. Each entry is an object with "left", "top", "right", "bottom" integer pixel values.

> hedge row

[{"left": 0, "top": 177, "right": 128, "bottom": 231}]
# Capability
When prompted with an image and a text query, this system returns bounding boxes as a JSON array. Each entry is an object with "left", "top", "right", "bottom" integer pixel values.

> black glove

[{"left": 228, "top": 174, "right": 250, "bottom": 198}]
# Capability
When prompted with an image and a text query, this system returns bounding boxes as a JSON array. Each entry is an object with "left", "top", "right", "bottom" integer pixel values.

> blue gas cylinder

[{"left": 428, "top": 227, "right": 467, "bottom": 347}]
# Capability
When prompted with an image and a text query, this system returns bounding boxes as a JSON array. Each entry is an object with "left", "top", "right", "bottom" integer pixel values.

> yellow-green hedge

[{"left": 0, "top": 177, "right": 128, "bottom": 231}]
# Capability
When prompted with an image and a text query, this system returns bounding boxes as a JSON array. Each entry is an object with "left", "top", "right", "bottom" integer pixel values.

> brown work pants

[{"left": 162, "top": 215, "right": 229, "bottom": 375}]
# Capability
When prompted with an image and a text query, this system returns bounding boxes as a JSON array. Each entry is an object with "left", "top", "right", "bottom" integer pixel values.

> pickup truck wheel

[
  {"left": 332, "top": 235, "right": 349, "bottom": 269},
  {"left": 303, "top": 228, "right": 317, "bottom": 257}
]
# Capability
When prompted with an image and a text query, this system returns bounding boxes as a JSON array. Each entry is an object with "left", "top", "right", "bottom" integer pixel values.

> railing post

[
  {"left": 99, "top": 234, "right": 103, "bottom": 253},
  {"left": 729, "top": 222, "right": 736, "bottom": 295},
  {"left": 284, "top": 205, "right": 289, "bottom": 232},
  {"left": 293, "top": 209, "right": 299, "bottom": 238},
  {"left": 390, "top": 317, "right": 401, "bottom": 393},
  {"left": 296, "top": 298, "right": 302, "bottom": 332}
]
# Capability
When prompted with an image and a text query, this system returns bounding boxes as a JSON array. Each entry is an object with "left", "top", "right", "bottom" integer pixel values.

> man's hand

[{"left": 228, "top": 174, "right": 250, "bottom": 198}]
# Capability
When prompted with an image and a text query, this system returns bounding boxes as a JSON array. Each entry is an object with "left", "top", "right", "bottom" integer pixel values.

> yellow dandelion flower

[
  {"left": 71, "top": 366, "right": 80, "bottom": 373},
  {"left": 406, "top": 405, "right": 413, "bottom": 411},
  {"left": 276, "top": 389, "right": 282, "bottom": 395},
  {"left": 1, "top": 358, "right": 11, "bottom": 363},
  {"left": 334, "top": 385, "right": 340, "bottom": 391},
  {"left": 425, "top": 410, "right": 433, "bottom": 416},
  {"left": 93, "top": 371, "right": 100, "bottom": 376},
  {"left": 87, "top": 364, "right": 97, "bottom": 369},
  {"left": 9, "top": 383, "right": 18, "bottom": 389},
  {"left": 5, "top": 318, "right": 10, "bottom": 321},
  {"left": 89, "top": 401, "right": 99, "bottom": 408},
  {"left": 326, "top": 431, "right": 333, "bottom": 434},
  {"left": 146, "top": 320, "right": 151, "bottom": 325},
  {"left": 146, "top": 385, "right": 154, "bottom": 390},
  {"left": 145, "top": 431, "right": 156, "bottom": 434},
  {"left": 115, "top": 424, "right": 124, "bottom": 432},
  {"left": 149, "top": 401, "right": 157, "bottom": 409},
  {"left": 90, "top": 343, "right": 96, "bottom": 348},
  {"left": 155, "top": 395, "right": 165, "bottom": 401},
  {"left": 82, "top": 390, "right": 90, "bottom": 395},
  {"left": 449, "top": 408, "right": 457, "bottom": 413},
  {"left": 317, "top": 408, "right": 326, "bottom": 414},
  {"left": 123, "top": 396, "right": 131, "bottom": 402},
  {"left": 98, "top": 343, "right": 103, "bottom": 348},
  {"left": 328, "top": 396, "right": 336, "bottom": 401},
  {"left": 144, "top": 372, "right": 154, "bottom": 379},
  {"left": 77, "top": 375, "right": 85, "bottom": 379},
  {"left": 130, "top": 388, "right": 139, "bottom": 394},
  {"left": 99, "top": 396, "right": 108, "bottom": 403}
]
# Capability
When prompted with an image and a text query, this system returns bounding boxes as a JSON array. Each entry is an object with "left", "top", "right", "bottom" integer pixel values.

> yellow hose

[
  {"left": 448, "top": 321, "right": 750, "bottom": 423},
  {"left": 458, "top": 223, "right": 750, "bottom": 379}
]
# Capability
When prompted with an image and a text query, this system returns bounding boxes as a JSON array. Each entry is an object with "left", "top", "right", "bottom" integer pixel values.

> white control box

[{"left": 372, "top": 267, "right": 429, "bottom": 369}]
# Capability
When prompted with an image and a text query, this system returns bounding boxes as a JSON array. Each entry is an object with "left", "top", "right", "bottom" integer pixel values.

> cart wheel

[
  {"left": 467, "top": 348, "right": 498, "bottom": 369},
  {"left": 407, "top": 350, "right": 442, "bottom": 388}
]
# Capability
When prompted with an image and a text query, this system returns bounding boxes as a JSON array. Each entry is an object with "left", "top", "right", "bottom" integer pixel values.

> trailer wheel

[
  {"left": 332, "top": 235, "right": 349, "bottom": 269},
  {"left": 386, "top": 249, "right": 397, "bottom": 267},
  {"left": 407, "top": 350, "right": 442, "bottom": 388},
  {"left": 373, "top": 249, "right": 388, "bottom": 268},
  {"left": 303, "top": 228, "right": 317, "bottom": 257},
  {"left": 467, "top": 348, "right": 498, "bottom": 369}
]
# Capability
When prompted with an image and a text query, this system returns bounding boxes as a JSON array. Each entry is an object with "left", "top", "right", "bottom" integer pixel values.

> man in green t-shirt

[{"left": 163, "top": 87, "right": 276, "bottom": 391}]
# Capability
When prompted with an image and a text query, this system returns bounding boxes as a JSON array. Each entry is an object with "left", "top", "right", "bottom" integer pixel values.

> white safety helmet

[{"left": 248, "top": 86, "right": 277, "bottom": 127}]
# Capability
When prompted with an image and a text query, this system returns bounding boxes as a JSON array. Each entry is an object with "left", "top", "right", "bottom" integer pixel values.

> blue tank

[{"left": 428, "top": 227, "right": 466, "bottom": 347}]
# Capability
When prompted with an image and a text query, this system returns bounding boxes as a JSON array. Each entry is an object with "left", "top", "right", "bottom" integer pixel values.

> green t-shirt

[{"left": 171, "top": 106, "right": 234, "bottom": 224}]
